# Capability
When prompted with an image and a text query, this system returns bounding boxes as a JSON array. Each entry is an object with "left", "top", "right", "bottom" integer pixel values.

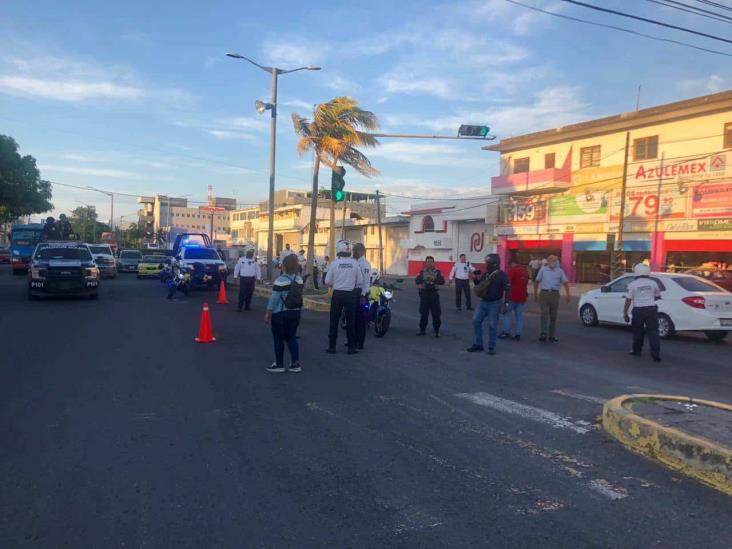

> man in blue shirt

[
  {"left": 533, "top": 254, "right": 571, "bottom": 343},
  {"left": 467, "top": 253, "right": 510, "bottom": 355}
]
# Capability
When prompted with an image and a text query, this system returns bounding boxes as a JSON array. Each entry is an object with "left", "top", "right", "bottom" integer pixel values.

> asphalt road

[{"left": 1, "top": 266, "right": 731, "bottom": 548}]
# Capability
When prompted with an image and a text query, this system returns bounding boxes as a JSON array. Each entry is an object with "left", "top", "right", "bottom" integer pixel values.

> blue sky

[{"left": 1, "top": 0, "right": 730, "bottom": 222}]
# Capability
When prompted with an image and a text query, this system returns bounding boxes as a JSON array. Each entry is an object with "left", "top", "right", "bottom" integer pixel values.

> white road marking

[
  {"left": 588, "top": 479, "right": 629, "bottom": 500},
  {"left": 456, "top": 392, "right": 591, "bottom": 434},
  {"left": 550, "top": 389, "right": 607, "bottom": 405}
]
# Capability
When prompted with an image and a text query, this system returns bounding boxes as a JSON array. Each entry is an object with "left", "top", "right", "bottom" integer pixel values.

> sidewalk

[{"left": 603, "top": 395, "right": 732, "bottom": 495}]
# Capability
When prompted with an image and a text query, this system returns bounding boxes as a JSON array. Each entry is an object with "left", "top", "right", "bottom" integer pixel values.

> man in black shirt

[
  {"left": 467, "top": 253, "right": 510, "bottom": 355},
  {"left": 415, "top": 256, "right": 445, "bottom": 337}
]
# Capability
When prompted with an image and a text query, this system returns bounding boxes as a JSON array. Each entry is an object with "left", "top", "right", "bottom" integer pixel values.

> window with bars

[
  {"left": 544, "top": 153, "right": 555, "bottom": 169},
  {"left": 725, "top": 123, "right": 732, "bottom": 149},
  {"left": 513, "top": 157, "right": 530, "bottom": 173},
  {"left": 580, "top": 145, "right": 601, "bottom": 168},
  {"left": 633, "top": 136, "right": 658, "bottom": 161}
]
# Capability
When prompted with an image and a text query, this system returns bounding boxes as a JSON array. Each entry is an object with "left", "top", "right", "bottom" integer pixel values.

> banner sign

[
  {"left": 698, "top": 218, "right": 732, "bottom": 231},
  {"left": 691, "top": 181, "right": 732, "bottom": 218}
]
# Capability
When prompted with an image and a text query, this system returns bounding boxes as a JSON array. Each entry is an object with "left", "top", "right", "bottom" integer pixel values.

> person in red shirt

[{"left": 498, "top": 259, "right": 529, "bottom": 341}]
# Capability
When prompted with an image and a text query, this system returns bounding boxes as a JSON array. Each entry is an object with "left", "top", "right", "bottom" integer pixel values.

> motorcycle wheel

[{"left": 374, "top": 310, "right": 391, "bottom": 338}]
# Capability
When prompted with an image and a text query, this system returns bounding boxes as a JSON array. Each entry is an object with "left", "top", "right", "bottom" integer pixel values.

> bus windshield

[{"left": 11, "top": 229, "right": 42, "bottom": 245}]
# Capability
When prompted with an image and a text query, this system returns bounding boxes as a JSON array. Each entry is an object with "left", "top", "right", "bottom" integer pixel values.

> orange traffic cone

[
  {"left": 216, "top": 280, "right": 228, "bottom": 305},
  {"left": 194, "top": 302, "right": 216, "bottom": 343}
]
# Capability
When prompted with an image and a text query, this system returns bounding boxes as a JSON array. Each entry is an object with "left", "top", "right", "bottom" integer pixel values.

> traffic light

[
  {"left": 458, "top": 125, "right": 490, "bottom": 138},
  {"left": 331, "top": 166, "right": 346, "bottom": 202}
]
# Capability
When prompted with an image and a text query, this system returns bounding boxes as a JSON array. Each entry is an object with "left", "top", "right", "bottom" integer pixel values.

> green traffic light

[
  {"left": 335, "top": 190, "right": 345, "bottom": 202},
  {"left": 479, "top": 126, "right": 489, "bottom": 137}
]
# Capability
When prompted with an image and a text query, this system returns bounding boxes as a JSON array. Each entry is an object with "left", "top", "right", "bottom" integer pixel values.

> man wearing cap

[
  {"left": 624, "top": 263, "right": 662, "bottom": 362},
  {"left": 467, "top": 253, "right": 509, "bottom": 355},
  {"left": 324, "top": 240, "right": 364, "bottom": 355},
  {"left": 533, "top": 254, "right": 570, "bottom": 343}
]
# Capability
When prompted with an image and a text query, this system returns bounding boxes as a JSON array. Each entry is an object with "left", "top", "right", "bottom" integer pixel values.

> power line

[
  {"left": 646, "top": 0, "right": 732, "bottom": 24},
  {"left": 692, "top": 0, "right": 732, "bottom": 14},
  {"left": 503, "top": 0, "right": 732, "bottom": 57},
  {"left": 560, "top": 0, "right": 732, "bottom": 45}
]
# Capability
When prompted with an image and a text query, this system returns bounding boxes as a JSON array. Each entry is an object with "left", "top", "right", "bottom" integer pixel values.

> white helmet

[
  {"left": 633, "top": 263, "right": 651, "bottom": 277},
  {"left": 335, "top": 239, "right": 351, "bottom": 255}
]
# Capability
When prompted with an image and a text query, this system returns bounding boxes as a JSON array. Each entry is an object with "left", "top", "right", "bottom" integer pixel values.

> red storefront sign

[{"left": 691, "top": 181, "right": 732, "bottom": 218}]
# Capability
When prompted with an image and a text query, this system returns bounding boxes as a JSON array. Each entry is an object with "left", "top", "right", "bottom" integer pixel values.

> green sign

[
  {"left": 698, "top": 218, "right": 732, "bottom": 231},
  {"left": 549, "top": 194, "right": 608, "bottom": 217}
]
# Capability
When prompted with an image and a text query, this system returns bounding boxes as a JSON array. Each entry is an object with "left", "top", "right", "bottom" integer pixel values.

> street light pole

[{"left": 226, "top": 53, "right": 320, "bottom": 281}]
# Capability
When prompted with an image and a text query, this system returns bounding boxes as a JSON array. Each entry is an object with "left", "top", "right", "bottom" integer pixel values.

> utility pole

[
  {"left": 329, "top": 196, "right": 335, "bottom": 259},
  {"left": 341, "top": 192, "right": 348, "bottom": 239},
  {"left": 375, "top": 190, "right": 384, "bottom": 276},
  {"left": 615, "top": 131, "right": 631, "bottom": 278}
]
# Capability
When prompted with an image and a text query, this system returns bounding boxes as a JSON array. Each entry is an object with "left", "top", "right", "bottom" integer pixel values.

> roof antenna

[{"left": 635, "top": 84, "right": 641, "bottom": 111}]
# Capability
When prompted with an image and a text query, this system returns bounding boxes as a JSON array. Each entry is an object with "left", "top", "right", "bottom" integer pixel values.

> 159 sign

[{"left": 503, "top": 201, "right": 545, "bottom": 223}]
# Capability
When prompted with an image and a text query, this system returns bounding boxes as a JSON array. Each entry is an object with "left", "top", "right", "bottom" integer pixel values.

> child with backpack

[{"left": 264, "top": 254, "right": 304, "bottom": 373}]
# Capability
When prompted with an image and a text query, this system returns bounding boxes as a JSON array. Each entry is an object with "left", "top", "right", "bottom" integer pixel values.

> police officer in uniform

[
  {"left": 58, "top": 214, "right": 73, "bottom": 240},
  {"left": 42, "top": 216, "right": 60, "bottom": 240},
  {"left": 325, "top": 240, "right": 364, "bottom": 355},
  {"left": 352, "top": 242, "right": 371, "bottom": 350},
  {"left": 449, "top": 253, "right": 475, "bottom": 311},
  {"left": 416, "top": 256, "right": 446, "bottom": 337},
  {"left": 624, "top": 263, "right": 662, "bottom": 362},
  {"left": 234, "top": 247, "right": 262, "bottom": 311}
]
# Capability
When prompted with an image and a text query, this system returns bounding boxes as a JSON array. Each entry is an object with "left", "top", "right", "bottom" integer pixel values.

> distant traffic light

[
  {"left": 331, "top": 166, "right": 346, "bottom": 202},
  {"left": 458, "top": 125, "right": 490, "bottom": 138}
]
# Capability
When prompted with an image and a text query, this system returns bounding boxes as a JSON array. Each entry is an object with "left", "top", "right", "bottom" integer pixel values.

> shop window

[
  {"left": 725, "top": 123, "right": 732, "bottom": 149},
  {"left": 633, "top": 136, "right": 658, "bottom": 161},
  {"left": 580, "top": 145, "right": 601, "bottom": 168},
  {"left": 422, "top": 215, "right": 435, "bottom": 232},
  {"left": 544, "top": 153, "right": 555, "bottom": 169},
  {"left": 513, "top": 157, "right": 530, "bottom": 173}
]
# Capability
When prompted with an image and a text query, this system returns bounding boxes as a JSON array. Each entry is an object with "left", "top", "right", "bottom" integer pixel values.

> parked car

[
  {"left": 684, "top": 267, "right": 732, "bottom": 292},
  {"left": 87, "top": 244, "right": 117, "bottom": 279},
  {"left": 0, "top": 246, "right": 9, "bottom": 263},
  {"left": 117, "top": 249, "right": 143, "bottom": 272},
  {"left": 578, "top": 272, "right": 732, "bottom": 341}
]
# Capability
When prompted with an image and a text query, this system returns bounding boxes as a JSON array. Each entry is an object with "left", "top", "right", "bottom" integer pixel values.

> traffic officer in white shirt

[
  {"left": 352, "top": 242, "right": 371, "bottom": 350},
  {"left": 449, "top": 253, "right": 475, "bottom": 311},
  {"left": 324, "top": 240, "right": 364, "bottom": 355},
  {"left": 234, "top": 247, "right": 262, "bottom": 311},
  {"left": 623, "top": 263, "right": 662, "bottom": 362}
]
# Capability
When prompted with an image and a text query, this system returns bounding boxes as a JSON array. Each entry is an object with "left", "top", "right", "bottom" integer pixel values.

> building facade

[
  {"left": 402, "top": 199, "right": 499, "bottom": 276},
  {"left": 485, "top": 90, "right": 732, "bottom": 282}
]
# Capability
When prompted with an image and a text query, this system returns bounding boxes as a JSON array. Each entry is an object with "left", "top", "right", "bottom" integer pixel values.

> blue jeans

[
  {"left": 473, "top": 299, "right": 502, "bottom": 349},
  {"left": 501, "top": 301, "right": 525, "bottom": 335}
]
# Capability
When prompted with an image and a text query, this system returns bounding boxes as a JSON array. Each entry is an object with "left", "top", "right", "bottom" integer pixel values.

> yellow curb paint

[{"left": 603, "top": 394, "right": 732, "bottom": 496}]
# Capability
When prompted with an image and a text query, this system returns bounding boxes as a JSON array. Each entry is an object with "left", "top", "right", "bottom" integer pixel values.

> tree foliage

[
  {"left": 70, "top": 205, "right": 109, "bottom": 242},
  {"left": 291, "top": 96, "right": 380, "bottom": 289},
  {"left": 0, "top": 135, "right": 53, "bottom": 223}
]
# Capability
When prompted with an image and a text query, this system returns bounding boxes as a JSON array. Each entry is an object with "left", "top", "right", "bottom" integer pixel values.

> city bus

[{"left": 9, "top": 223, "right": 44, "bottom": 275}]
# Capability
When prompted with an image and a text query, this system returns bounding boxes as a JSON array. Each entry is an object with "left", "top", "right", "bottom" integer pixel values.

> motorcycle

[
  {"left": 340, "top": 278, "right": 401, "bottom": 338},
  {"left": 166, "top": 270, "right": 191, "bottom": 299}
]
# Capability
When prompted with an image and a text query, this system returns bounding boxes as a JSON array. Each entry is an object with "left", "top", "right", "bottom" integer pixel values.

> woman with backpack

[{"left": 264, "top": 254, "right": 303, "bottom": 373}]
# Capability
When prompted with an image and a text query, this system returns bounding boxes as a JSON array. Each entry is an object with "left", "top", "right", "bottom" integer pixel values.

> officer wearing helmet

[
  {"left": 352, "top": 242, "right": 371, "bottom": 349},
  {"left": 324, "top": 239, "right": 364, "bottom": 354},
  {"left": 467, "top": 253, "right": 510, "bottom": 355},
  {"left": 234, "top": 246, "right": 262, "bottom": 311},
  {"left": 58, "top": 213, "right": 73, "bottom": 240},
  {"left": 42, "top": 216, "right": 60, "bottom": 240},
  {"left": 623, "top": 263, "right": 662, "bottom": 362}
]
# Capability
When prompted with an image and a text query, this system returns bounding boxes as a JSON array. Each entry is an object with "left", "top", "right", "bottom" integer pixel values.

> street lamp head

[
  {"left": 226, "top": 53, "right": 244, "bottom": 59},
  {"left": 255, "top": 100, "right": 272, "bottom": 114},
  {"left": 308, "top": 66, "right": 321, "bottom": 71}
]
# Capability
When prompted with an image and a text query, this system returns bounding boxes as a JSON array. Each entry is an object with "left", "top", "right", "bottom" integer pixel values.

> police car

[
  {"left": 578, "top": 272, "right": 732, "bottom": 341},
  {"left": 27, "top": 241, "right": 100, "bottom": 300},
  {"left": 176, "top": 245, "right": 228, "bottom": 288}
]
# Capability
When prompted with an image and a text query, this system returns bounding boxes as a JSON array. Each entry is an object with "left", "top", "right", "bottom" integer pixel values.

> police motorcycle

[
  {"left": 165, "top": 265, "right": 191, "bottom": 299},
  {"left": 341, "top": 271, "right": 402, "bottom": 338}
]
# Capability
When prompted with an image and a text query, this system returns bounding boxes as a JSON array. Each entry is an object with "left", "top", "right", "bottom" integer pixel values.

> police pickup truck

[{"left": 27, "top": 241, "right": 100, "bottom": 300}]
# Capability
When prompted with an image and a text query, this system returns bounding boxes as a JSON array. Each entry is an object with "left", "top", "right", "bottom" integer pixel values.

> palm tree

[{"left": 292, "top": 96, "right": 380, "bottom": 290}]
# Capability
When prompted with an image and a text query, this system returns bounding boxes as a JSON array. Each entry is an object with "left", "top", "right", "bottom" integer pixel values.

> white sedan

[{"left": 578, "top": 272, "right": 732, "bottom": 341}]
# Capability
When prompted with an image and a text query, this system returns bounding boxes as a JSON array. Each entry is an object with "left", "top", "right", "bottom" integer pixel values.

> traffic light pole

[
  {"left": 375, "top": 190, "right": 384, "bottom": 276},
  {"left": 369, "top": 133, "right": 495, "bottom": 140},
  {"left": 266, "top": 69, "right": 279, "bottom": 281}
]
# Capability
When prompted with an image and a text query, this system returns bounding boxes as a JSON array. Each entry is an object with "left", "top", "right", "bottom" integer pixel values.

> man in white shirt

[
  {"left": 234, "top": 247, "right": 262, "bottom": 311},
  {"left": 280, "top": 243, "right": 294, "bottom": 263},
  {"left": 449, "top": 253, "right": 475, "bottom": 311},
  {"left": 324, "top": 240, "right": 364, "bottom": 355},
  {"left": 624, "top": 263, "right": 661, "bottom": 362},
  {"left": 352, "top": 243, "right": 371, "bottom": 350}
]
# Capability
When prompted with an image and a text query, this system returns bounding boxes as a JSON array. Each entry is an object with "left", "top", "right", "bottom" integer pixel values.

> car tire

[
  {"left": 704, "top": 330, "right": 728, "bottom": 342},
  {"left": 657, "top": 313, "right": 675, "bottom": 339},
  {"left": 580, "top": 304, "right": 599, "bottom": 327}
]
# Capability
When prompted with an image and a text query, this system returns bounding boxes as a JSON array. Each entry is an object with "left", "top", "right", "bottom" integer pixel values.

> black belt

[{"left": 541, "top": 289, "right": 559, "bottom": 293}]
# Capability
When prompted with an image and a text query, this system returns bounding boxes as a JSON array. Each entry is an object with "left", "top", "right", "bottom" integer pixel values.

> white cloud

[
  {"left": 41, "top": 164, "right": 142, "bottom": 178},
  {"left": 380, "top": 75, "right": 452, "bottom": 99},
  {"left": 679, "top": 74, "right": 726, "bottom": 95},
  {"left": 207, "top": 129, "right": 256, "bottom": 141},
  {"left": 220, "top": 116, "right": 269, "bottom": 132},
  {"left": 0, "top": 52, "right": 190, "bottom": 104},
  {"left": 59, "top": 153, "right": 99, "bottom": 162},
  {"left": 263, "top": 40, "right": 325, "bottom": 69},
  {"left": 369, "top": 142, "right": 488, "bottom": 168},
  {"left": 326, "top": 74, "right": 360, "bottom": 92},
  {"left": 281, "top": 98, "right": 316, "bottom": 110}
]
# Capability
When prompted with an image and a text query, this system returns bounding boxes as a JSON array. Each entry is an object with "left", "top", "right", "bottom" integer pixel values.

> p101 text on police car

[{"left": 27, "top": 241, "right": 100, "bottom": 300}]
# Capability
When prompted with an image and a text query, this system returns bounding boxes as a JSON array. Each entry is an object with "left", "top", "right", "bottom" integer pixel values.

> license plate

[{"left": 721, "top": 319, "right": 732, "bottom": 326}]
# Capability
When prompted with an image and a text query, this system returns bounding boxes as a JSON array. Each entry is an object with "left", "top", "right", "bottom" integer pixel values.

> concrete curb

[
  {"left": 253, "top": 286, "right": 330, "bottom": 312},
  {"left": 603, "top": 394, "right": 732, "bottom": 496}
]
